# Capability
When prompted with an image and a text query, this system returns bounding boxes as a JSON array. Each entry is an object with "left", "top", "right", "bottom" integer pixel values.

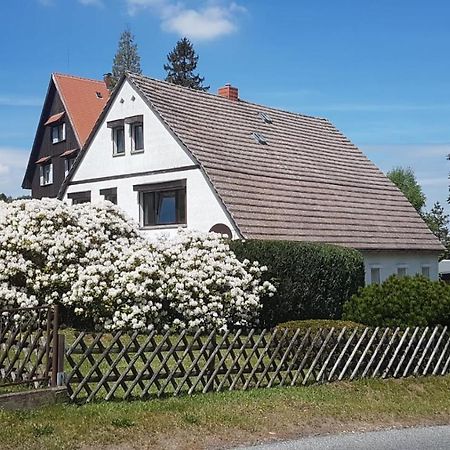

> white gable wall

[
  {"left": 361, "top": 250, "right": 440, "bottom": 284},
  {"left": 63, "top": 80, "right": 238, "bottom": 238}
]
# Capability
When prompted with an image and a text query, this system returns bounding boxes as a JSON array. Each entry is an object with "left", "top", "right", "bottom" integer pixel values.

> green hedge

[
  {"left": 276, "top": 319, "right": 362, "bottom": 331},
  {"left": 343, "top": 275, "right": 450, "bottom": 327},
  {"left": 229, "top": 239, "right": 365, "bottom": 328}
]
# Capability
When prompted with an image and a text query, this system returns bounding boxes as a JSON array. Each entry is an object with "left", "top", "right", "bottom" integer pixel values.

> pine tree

[
  {"left": 111, "top": 28, "right": 142, "bottom": 87},
  {"left": 164, "top": 37, "right": 209, "bottom": 91},
  {"left": 423, "top": 202, "right": 449, "bottom": 255}
]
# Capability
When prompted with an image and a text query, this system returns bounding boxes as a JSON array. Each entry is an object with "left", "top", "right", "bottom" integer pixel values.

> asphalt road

[{"left": 234, "top": 425, "right": 450, "bottom": 450}]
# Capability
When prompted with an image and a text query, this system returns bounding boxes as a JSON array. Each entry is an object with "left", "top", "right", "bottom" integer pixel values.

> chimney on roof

[
  {"left": 103, "top": 73, "right": 114, "bottom": 91},
  {"left": 218, "top": 83, "right": 238, "bottom": 101}
]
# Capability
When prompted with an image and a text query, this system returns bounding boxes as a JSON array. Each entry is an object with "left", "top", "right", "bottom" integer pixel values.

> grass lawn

[{"left": 1, "top": 376, "right": 449, "bottom": 450}]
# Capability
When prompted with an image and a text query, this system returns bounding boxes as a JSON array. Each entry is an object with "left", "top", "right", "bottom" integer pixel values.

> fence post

[
  {"left": 57, "top": 333, "right": 66, "bottom": 386},
  {"left": 51, "top": 304, "right": 60, "bottom": 387}
]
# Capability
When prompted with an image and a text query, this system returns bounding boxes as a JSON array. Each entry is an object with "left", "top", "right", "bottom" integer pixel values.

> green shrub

[
  {"left": 229, "top": 239, "right": 365, "bottom": 328},
  {"left": 343, "top": 275, "right": 450, "bottom": 327},
  {"left": 277, "top": 319, "right": 362, "bottom": 331}
]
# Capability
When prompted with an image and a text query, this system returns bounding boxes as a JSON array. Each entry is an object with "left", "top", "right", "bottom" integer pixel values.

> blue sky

[{"left": 0, "top": 0, "right": 448, "bottom": 212}]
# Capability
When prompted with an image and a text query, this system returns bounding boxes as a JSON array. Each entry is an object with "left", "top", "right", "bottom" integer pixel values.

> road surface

[{"left": 233, "top": 425, "right": 450, "bottom": 450}]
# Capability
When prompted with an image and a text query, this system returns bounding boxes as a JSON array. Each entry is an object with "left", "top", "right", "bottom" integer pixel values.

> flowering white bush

[
  {"left": 152, "top": 230, "right": 274, "bottom": 331},
  {"left": 0, "top": 199, "right": 274, "bottom": 331}
]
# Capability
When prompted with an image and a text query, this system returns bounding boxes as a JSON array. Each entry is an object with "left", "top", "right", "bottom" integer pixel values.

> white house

[{"left": 59, "top": 73, "right": 444, "bottom": 284}]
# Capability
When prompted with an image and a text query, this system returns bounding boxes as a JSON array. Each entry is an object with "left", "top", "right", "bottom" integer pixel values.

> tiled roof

[
  {"left": 53, "top": 73, "right": 109, "bottom": 145},
  {"left": 125, "top": 73, "right": 443, "bottom": 252}
]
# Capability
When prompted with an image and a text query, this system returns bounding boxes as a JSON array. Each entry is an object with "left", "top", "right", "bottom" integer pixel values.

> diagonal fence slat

[
  {"left": 1, "top": 306, "right": 56, "bottom": 388},
  {"left": 63, "top": 325, "right": 450, "bottom": 403}
]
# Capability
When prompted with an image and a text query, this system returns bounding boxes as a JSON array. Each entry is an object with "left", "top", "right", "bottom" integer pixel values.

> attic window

[
  {"left": 96, "top": 92, "right": 103, "bottom": 99},
  {"left": 251, "top": 132, "right": 267, "bottom": 145},
  {"left": 258, "top": 112, "right": 273, "bottom": 124}
]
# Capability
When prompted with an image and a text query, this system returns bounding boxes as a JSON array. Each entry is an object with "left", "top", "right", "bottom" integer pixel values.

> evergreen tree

[
  {"left": 164, "top": 37, "right": 209, "bottom": 91},
  {"left": 111, "top": 28, "right": 142, "bottom": 87},
  {"left": 0, "top": 193, "right": 12, "bottom": 203},
  {"left": 423, "top": 201, "right": 449, "bottom": 255},
  {"left": 387, "top": 166, "right": 426, "bottom": 213}
]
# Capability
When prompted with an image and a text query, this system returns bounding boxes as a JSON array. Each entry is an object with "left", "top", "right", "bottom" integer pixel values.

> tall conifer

[
  {"left": 164, "top": 37, "right": 209, "bottom": 91},
  {"left": 111, "top": 28, "right": 142, "bottom": 87}
]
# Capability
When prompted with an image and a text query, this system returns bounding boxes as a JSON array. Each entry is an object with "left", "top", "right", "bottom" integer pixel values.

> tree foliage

[
  {"left": 387, "top": 166, "right": 426, "bottom": 213},
  {"left": 164, "top": 37, "right": 209, "bottom": 91},
  {"left": 423, "top": 201, "right": 449, "bottom": 256},
  {"left": 343, "top": 275, "right": 450, "bottom": 327},
  {"left": 0, "top": 193, "right": 12, "bottom": 203},
  {"left": 111, "top": 28, "right": 142, "bottom": 87}
]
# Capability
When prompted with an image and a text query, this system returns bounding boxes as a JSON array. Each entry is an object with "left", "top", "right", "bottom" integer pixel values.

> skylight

[
  {"left": 96, "top": 92, "right": 103, "bottom": 99},
  {"left": 258, "top": 111, "right": 273, "bottom": 124},
  {"left": 251, "top": 132, "right": 267, "bottom": 145}
]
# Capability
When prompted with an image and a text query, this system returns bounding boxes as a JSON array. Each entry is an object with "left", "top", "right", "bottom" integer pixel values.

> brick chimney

[
  {"left": 103, "top": 73, "right": 114, "bottom": 91},
  {"left": 218, "top": 83, "right": 238, "bottom": 101}
]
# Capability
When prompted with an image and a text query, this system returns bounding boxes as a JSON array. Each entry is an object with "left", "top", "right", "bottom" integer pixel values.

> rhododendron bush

[{"left": 0, "top": 199, "right": 274, "bottom": 331}]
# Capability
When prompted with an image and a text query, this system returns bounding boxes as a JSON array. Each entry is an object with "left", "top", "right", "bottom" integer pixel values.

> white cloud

[
  {"left": 0, "top": 164, "right": 9, "bottom": 175},
  {"left": 0, "top": 96, "right": 42, "bottom": 107},
  {"left": 0, "top": 147, "right": 30, "bottom": 197},
  {"left": 126, "top": 0, "right": 245, "bottom": 40},
  {"left": 78, "top": 0, "right": 104, "bottom": 7}
]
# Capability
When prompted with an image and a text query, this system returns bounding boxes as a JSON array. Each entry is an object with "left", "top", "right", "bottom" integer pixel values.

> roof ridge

[
  {"left": 127, "top": 72, "right": 329, "bottom": 123},
  {"left": 52, "top": 72, "right": 106, "bottom": 85}
]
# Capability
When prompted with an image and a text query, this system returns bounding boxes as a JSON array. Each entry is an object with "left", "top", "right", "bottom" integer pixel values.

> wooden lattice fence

[
  {"left": 65, "top": 325, "right": 450, "bottom": 402},
  {"left": 0, "top": 305, "right": 59, "bottom": 388}
]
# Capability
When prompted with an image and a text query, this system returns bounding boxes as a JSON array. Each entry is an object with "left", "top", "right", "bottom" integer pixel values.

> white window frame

[
  {"left": 51, "top": 123, "right": 66, "bottom": 144},
  {"left": 370, "top": 265, "right": 382, "bottom": 285},
  {"left": 64, "top": 157, "right": 75, "bottom": 177},
  {"left": 397, "top": 265, "right": 408, "bottom": 278},
  {"left": 112, "top": 126, "right": 125, "bottom": 156},
  {"left": 39, "top": 163, "right": 53, "bottom": 186}
]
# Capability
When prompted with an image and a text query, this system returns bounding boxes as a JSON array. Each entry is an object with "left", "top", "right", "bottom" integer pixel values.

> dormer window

[{"left": 51, "top": 123, "right": 66, "bottom": 144}]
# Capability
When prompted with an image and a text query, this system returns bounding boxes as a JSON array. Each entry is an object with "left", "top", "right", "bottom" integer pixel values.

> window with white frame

[
  {"left": 370, "top": 267, "right": 381, "bottom": 284},
  {"left": 131, "top": 122, "right": 144, "bottom": 152},
  {"left": 397, "top": 266, "right": 408, "bottom": 277},
  {"left": 134, "top": 180, "right": 186, "bottom": 227},
  {"left": 421, "top": 265, "right": 430, "bottom": 279},
  {"left": 64, "top": 157, "right": 76, "bottom": 177},
  {"left": 39, "top": 162, "right": 53, "bottom": 186},
  {"left": 112, "top": 126, "right": 125, "bottom": 155},
  {"left": 51, "top": 123, "right": 65, "bottom": 144}
]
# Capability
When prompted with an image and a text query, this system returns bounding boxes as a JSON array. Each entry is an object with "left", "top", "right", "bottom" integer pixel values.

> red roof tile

[
  {"left": 53, "top": 73, "right": 109, "bottom": 145},
  {"left": 44, "top": 111, "right": 65, "bottom": 126},
  {"left": 35, "top": 156, "right": 51, "bottom": 165}
]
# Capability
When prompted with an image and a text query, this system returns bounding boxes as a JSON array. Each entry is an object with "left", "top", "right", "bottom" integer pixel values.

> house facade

[
  {"left": 22, "top": 73, "right": 109, "bottom": 197},
  {"left": 53, "top": 73, "right": 443, "bottom": 284}
]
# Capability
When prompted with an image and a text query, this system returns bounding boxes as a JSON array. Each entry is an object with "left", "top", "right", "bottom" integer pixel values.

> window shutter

[
  {"left": 62, "top": 123, "right": 66, "bottom": 141},
  {"left": 39, "top": 166, "right": 44, "bottom": 186}
]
